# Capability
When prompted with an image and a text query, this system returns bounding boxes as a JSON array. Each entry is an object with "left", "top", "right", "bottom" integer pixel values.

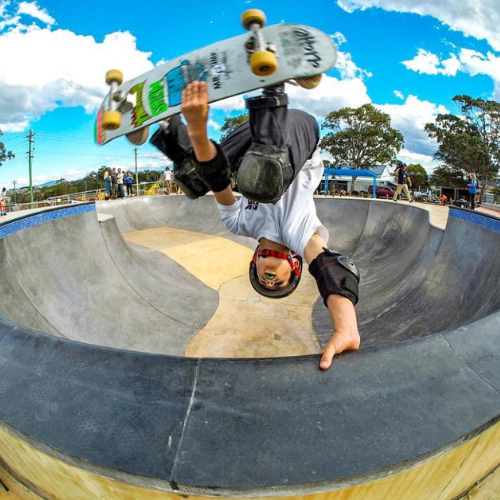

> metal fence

[{"left": 5, "top": 181, "right": 171, "bottom": 213}]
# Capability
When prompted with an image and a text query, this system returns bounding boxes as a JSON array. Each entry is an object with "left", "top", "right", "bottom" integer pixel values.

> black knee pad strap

[
  {"left": 172, "top": 158, "right": 210, "bottom": 200},
  {"left": 308, "top": 248, "right": 360, "bottom": 306}
]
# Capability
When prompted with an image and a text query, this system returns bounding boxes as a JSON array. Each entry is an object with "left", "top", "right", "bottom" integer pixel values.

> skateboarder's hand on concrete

[
  {"left": 320, "top": 295, "right": 360, "bottom": 370},
  {"left": 304, "top": 233, "right": 360, "bottom": 370}
]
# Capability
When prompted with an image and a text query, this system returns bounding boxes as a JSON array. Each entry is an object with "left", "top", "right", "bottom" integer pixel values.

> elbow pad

[{"left": 308, "top": 248, "right": 360, "bottom": 306}]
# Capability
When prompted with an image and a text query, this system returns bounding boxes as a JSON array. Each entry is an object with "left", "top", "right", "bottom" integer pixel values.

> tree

[
  {"left": 0, "top": 130, "right": 15, "bottom": 167},
  {"left": 425, "top": 95, "right": 500, "bottom": 194},
  {"left": 320, "top": 104, "right": 404, "bottom": 170},
  {"left": 220, "top": 114, "right": 249, "bottom": 141},
  {"left": 429, "top": 164, "right": 465, "bottom": 189},
  {"left": 406, "top": 163, "right": 428, "bottom": 190}
]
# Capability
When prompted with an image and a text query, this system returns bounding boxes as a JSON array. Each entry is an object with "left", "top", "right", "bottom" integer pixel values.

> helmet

[{"left": 248, "top": 246, "right": 302, "bottom": 299}]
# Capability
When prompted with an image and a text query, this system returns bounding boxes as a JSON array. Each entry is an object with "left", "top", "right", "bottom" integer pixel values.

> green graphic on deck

[
  {"left": 131, "top": 82, "right": 152, "bottom": 127},
  {"left": 149, "top": 80, "right": 168, "bottom": 116},
  {"left": 131, "top": 78, "right": 167, "bottom": 127}
]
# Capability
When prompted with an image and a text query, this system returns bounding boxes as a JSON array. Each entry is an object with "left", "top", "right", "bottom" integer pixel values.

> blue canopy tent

[{"left": 323, "top": 169, "right": 378, "bottom": 198}]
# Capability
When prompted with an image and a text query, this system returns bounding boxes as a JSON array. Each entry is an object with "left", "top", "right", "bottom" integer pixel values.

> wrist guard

[
  {"left": 198, "top": 142, "right": 231, "bottom": 193},
  {"left": 308, "top": 248, "right": 360, "bottom": 306}
]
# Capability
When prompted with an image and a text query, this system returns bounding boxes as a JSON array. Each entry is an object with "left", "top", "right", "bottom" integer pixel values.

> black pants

[
  {"left": 126, "top": 184, "right": 133, "bottom": 196},
  {"left": 151, "top": 108, "right": 319, "bottom": 185},
  {"left": 470, "top": 192, "right": 476, "bottom": 210}
]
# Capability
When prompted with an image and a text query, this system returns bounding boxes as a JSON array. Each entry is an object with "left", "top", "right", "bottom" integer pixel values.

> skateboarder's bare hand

[
  {"left": 320, "top": 295, "right": 360, "bottom": 370},
  {"left": 181, "top": 81, "right": 217, "bottom": 163},
  {"left": 181, "top": 81, "right": 209, "bottom": 139}
]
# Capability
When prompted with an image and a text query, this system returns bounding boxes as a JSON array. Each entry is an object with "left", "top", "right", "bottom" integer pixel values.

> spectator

[
  {"left": 164, "top": 167, "right": 173, "bottom": 195},
  {"left": 110, "top": 168, "right": 118, "bottom": 199},
  {"left": 0, "top": 187, "right": 6, "bottom": 216},
  {"left": 103, "top": 171, "right": 111, "bottom": 200},
  {"left": 116, "top": 168, "right": 125, "bottom": 198},
  {"left": 124, "top": 170, "right": 134, "bottom": 197},
  {"left": 468, "top": 172, "right": 478, "bottom": 210}
]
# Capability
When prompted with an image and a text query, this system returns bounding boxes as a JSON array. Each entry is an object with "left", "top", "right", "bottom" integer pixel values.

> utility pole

[
  {"left": 27, "top": 129, "right": 35, "bottom": 206},
  {"left": 134, "top": 148, "right": 139, "bottom": 196},
  {"left": 12, "top": 181, "right": 17, "bottom": 205}
]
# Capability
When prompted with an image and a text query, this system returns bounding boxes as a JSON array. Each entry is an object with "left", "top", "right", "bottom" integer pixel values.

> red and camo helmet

[{"left": 248, "top": 246, "right": 302, "bottom": 299}]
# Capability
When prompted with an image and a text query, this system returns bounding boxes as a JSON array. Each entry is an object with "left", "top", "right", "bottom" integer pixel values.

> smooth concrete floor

[{"left": 124, "top": 226, "right": 322, "bottom": 359}]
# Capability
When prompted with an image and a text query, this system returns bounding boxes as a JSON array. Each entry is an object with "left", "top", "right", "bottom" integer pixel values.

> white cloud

[
  {"left": 336, "top": 0, "right": 500, "bottom": 51},
  {"left": 331, "top": 32, "right": 347, "bottom": 47},
  {"left": 402, "top": 47, "right": 500, "bottom": 99},
  {"left": 403, "top": 49, "right": 461, "bottom": 76},
  {"left": 397, "top": 149, "right": 436, "bottom": 173},
  {"left": 17, "top": 1, "right": 55, "bottom": 25},
  {"left": 211, "top": 94, "right": 247, "bottom": 112},
  {"left": 0, "top": 24, "right": 153, "bottom": 130},
  {"left": 394, "top": 90, "right": 404, "bottom": 99},
  {"left": 377, "top": 95, "right": 448, "bottom": 161},
  {"left": 286, "top": 74, "right": 370, "bottom": 118},
  {"left": 335, "top": 51, "right": 372, "bottom": 80},
  {"left": 208, "top": 118, "right": 220, "bottom": 130}
]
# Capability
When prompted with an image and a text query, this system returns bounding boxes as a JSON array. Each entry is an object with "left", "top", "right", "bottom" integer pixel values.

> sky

[{"left": 1, "top": 0, "right": 500, "bottom": 189}]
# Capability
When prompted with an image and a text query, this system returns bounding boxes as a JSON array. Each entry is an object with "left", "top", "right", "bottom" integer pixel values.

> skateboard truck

[
  {"left": 102, "top": 70, "right": 125, "bottom": 131},
  {"left": 241, "top": 10, "right": 322, "bottom": 88},
  {"left": 241, "top": 9, "right": 278, "bottom": 76}
]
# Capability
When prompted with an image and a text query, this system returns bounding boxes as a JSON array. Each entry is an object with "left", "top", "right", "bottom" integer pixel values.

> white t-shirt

[
  {"left": 164, "top": 170, "right": 172, "bottom": 181},
  {"left": 216, "top": 150, "right": 329, "bottom": 257}
]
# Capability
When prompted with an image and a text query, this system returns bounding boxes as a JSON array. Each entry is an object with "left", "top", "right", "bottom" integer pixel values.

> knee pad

[
  {"left": 173, "top": 158, "right": 210, "bottom": 200},
  {"left": 236, "top": 143, "right": 293, "bottom": 203},
  {"left": 308, "top": 248, "right": 360, "bottom": 306}
]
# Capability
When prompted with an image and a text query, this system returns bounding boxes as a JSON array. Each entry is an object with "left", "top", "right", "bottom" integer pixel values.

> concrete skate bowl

[{"left": 0, "top": 198, "right": 500, "bottom": 499}]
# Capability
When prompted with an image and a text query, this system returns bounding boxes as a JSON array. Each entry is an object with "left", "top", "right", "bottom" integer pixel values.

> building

[{"left": 320, "top": 164, "right": 397, "bottom": 194}]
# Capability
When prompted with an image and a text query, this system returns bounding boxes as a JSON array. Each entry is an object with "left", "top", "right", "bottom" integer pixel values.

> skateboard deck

[{"left": 95, "top": 17, "right": 337, "bottom": 146}]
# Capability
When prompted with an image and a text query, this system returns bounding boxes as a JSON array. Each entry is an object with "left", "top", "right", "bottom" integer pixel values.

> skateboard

[{"left": 95, "top": 9, "right": 337, "bottom": 146}]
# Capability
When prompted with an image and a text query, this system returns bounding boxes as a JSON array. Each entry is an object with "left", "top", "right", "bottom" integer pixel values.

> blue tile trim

[
  {"left": 0, "top": 204, "right": 95, "bottom": 240},
  {"left": 450, "top": 207, "right": 500, "bottom": 234}
]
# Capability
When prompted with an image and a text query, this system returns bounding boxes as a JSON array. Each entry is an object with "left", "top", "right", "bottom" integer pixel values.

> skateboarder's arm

[
  {"left": 212, "top": 186, "right": 237, "bottom": 206},
  {"left": 304, "top": 233, "right": 360, "bottom": 370},
  {"left": 182, "top": 81, "right": 235, "bottom": 205}
]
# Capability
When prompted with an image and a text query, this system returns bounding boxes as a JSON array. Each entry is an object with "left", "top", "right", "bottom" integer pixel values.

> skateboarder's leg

[
  {"left": 150, "top": 113, "right": 232, "bottom": 200},
  {"left": 230, "top": 87, "right": 319, "bottom": 203}
]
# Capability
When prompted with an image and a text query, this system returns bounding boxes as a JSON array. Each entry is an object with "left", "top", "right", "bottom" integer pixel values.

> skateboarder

[{"left": 150, "top": 81, "right": 360, "bottom": 370}]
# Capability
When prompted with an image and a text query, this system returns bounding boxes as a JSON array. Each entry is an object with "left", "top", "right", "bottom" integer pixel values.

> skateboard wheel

[
  {"left": 241, "top": 9, "right": 266, "bottom": 30},
  {"left": 249, "top": 51, "right": 278, "bottom": 76},
  {"left": 295, "top": 74, "right": 323, "bottom": 89},
  {"left": 102, "top": 111, "right": 121, "bottom": 131},
  {"left": 126, "top": 126, "right": 150, "bottom": 145},
  {"left": 105, "top": 69, "right": 123, "bottom": 85}
]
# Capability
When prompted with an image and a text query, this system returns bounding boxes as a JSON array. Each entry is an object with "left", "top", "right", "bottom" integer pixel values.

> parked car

[{"left": 368, "top": 185, "right": 396, "bottom": 198}]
